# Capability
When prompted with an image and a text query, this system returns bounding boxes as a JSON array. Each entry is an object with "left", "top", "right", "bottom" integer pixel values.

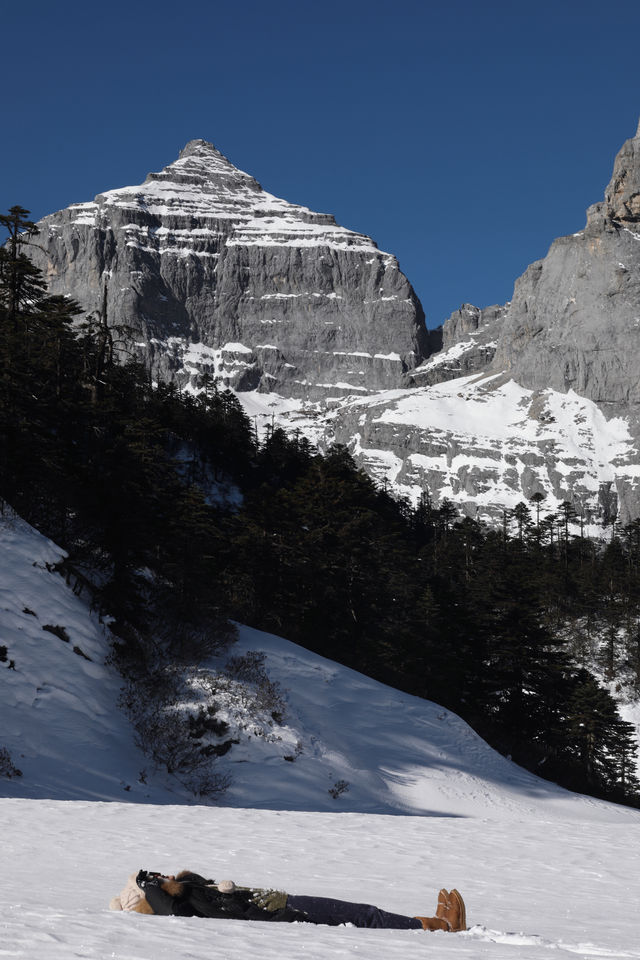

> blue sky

[{"left": 3, "top": 0, "right": 640, "bottom": 328}]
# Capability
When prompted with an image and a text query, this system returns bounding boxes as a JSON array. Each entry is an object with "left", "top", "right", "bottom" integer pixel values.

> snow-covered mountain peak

[
  {"left": 140, "top": 138, "right": 264, "bottom": 195},
  {"left": 32, "top": 142, "right": 428, "bottom": 400},
  {"left": 30, "top": 120, "right": 640, "bottom": 525},
  {"left": 90, "top": 139, "right": 361, "bottom": 238},
  {"left": 179, "top": 138, "right": 233, "bottom": 160}
]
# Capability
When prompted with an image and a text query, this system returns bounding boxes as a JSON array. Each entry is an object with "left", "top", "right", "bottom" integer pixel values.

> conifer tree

[
  {"left": 561, "top": 670, "right": 639, "bottom": 800},
  {"left": 513, "top": 501, "right": 533, "bottom": 542},
  {"left": 0, "top": 206, "right": 46, "bottom": 327}
]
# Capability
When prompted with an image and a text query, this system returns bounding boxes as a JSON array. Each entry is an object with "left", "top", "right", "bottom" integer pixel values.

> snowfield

[
  {"left": 327, "top": 372, "right": 640, "bottom": 530},
  {"left": 2, "top": 802, "right": 640, "bottom": 960},
  {"left": 2, "top": 511, "right": 640, "bottom": 959}
]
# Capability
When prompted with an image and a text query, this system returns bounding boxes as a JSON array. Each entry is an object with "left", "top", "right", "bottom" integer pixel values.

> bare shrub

[
  {"left": 116, "top": 643, "right": 283, "bottom": 802},
  {"left": 0, "top": 747, "right": 22, "bottom": 779},
  {"left": 118, "top": 666, "right": 181, "bottom": 720},
  {"left": 225, "top": 650, "right": 269, "bottom": 684},
  {"left": 225, "top": 651, "right": 287, "bottom": 720},
  {"left": 328, "top": 779, "right": 350, "bottom": 799},
  {"left": 188, "top": 705, "right": 229, "bottom": 739},
  {"left": 184, "top": 768, "right": 232, "bottom": 800},
  {"left": 197, "top": 659, "right": 286, "bottom": 741},
  {"left": 118, "top": 668, "right": 232, "bottom": 802},
  {"left": 133, "top": 709, "right": 200, "bottom": 775}
]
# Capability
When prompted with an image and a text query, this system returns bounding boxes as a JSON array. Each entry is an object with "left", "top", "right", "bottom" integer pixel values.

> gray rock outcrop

[
  {"left": 490, "top": 122, "right": 640, "bottom": 418},
  {"left": 410, "top": 302, "right": 507, "bottom": 386},
  {"left": 29, "top": 140, "right": 430, "bottom": 398}
]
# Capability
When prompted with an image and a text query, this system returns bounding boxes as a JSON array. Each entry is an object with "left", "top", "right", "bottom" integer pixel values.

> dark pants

[{"left": 287, "top": 895, "right": 423, "bottom": 929}]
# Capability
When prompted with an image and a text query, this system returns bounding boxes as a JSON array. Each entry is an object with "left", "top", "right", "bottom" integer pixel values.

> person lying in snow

[{"left": 109, "top": 869, "right": 466, "bottom": 931}]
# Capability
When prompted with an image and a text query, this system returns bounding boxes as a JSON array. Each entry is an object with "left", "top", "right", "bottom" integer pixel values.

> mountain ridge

[
  {"left": 323, "top": 119, "right": 640, "bottom": 525},
  {"left": 26, "top": 120, "right": 640, "bottom": 525}
]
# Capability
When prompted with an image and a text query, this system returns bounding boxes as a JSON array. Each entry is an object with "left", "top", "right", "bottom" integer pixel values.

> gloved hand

[
  {"left": 136, "top": 870, "right": 162, "bottom": 890},
  {"left": 251, "top": 888, "right": 288, "bottom": 912}
]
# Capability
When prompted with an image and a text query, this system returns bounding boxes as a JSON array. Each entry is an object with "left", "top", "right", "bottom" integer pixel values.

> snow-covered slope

[
  {"left": 1, "top": 509, "right": 637, "bottom": 822},
  {"left": 219, "top": 626, "right": 638, "bottom": 821},
  {"left": 232, "top": 371, "right": 640, "bottom": 532},
  {"left": 0, "top": 510, "right": 185, "bottom": 803},
  {"left": 325, "top": 372, "right": 640, "bottom": 529}
]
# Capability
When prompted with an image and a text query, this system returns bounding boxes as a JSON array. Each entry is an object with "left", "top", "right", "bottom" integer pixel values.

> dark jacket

[{"left": 140, "top": 872, "right": 307, "bottom": 923}]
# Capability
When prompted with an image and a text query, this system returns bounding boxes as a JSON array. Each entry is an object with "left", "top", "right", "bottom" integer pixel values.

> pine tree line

[{"left": 1, "top": 207, "right": 639, "bottom": 806}]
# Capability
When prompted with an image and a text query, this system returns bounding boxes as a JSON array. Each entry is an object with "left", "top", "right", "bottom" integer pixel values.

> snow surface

[
  {"left": 329, "top": 373, "right": 640, "bottom": 530},
  {"left": 414, "top": 337, "right": 480, "bottom": 369},
  {"left": 3, "top": 801, "right": 640, "bottom": 960},
  {"left": 370, "top": 374, "right": 633, "bottom": 456},
  {"left": 3, "top": 511, "right": 640, "bottom": 959},
  {"left": 0, "top": 511, "right": 169, "bottom": 804}
]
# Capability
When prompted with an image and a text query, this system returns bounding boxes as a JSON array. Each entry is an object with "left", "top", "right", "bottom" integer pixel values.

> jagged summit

[
  {"left": 489, "top": 119, "right": 640, "bottom": 406},
  {"left": 319, "top": 120, "right": 640, "bottom": 528},
  {"left": 179, "top": 138, "right": 226, "bottom": 158},
  {"left": 108, "top": 138, "right": 263, "bottom": 200},
  {"left": 88, "top": 137, "right": 376, "bottom": 243},
  {"left": 476, "top": 120, "right": 640, "bottom": 519},
  {"left": 171, "top": 139, "right": 262, "bottom": 191}
]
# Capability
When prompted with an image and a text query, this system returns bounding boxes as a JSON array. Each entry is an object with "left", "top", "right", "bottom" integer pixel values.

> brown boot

[
  {"left": 414, "top": 915, "right": 450, "bottom": 931},
  {"left": 436, "top": 888, "right": 450, "bottom": 920},
  {"left": 442, "top": 889, "right": 466, "bottom": 932},
  {"left": 414, "top": 889, "right": 452, "bottom": 931}
]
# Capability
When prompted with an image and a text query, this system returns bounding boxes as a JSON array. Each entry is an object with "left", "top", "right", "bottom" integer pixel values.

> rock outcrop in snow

[{"left": 30, "top": 140, "right": 429, "bottom": 399}]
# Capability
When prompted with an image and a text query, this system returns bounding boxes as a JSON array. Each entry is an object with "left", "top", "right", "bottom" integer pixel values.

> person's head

[{"left": 109, "top": 872, "right": 154, "bottom": 914}]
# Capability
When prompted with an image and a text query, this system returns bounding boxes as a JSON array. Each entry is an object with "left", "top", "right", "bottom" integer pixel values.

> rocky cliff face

[
  {"left": 490, "top": 121, "right": 640, "bottom": 418},
  {"left": 30, "top": 140, "right": 429, "bottom": 398},
  {"left": 418, "top": 122, "right": 640, "bottom": 405}
]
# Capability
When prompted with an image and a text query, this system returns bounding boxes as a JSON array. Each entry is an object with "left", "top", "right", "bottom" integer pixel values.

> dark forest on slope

[{"left": 2, "top": 206, "right": 640, "bottom": 807}]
